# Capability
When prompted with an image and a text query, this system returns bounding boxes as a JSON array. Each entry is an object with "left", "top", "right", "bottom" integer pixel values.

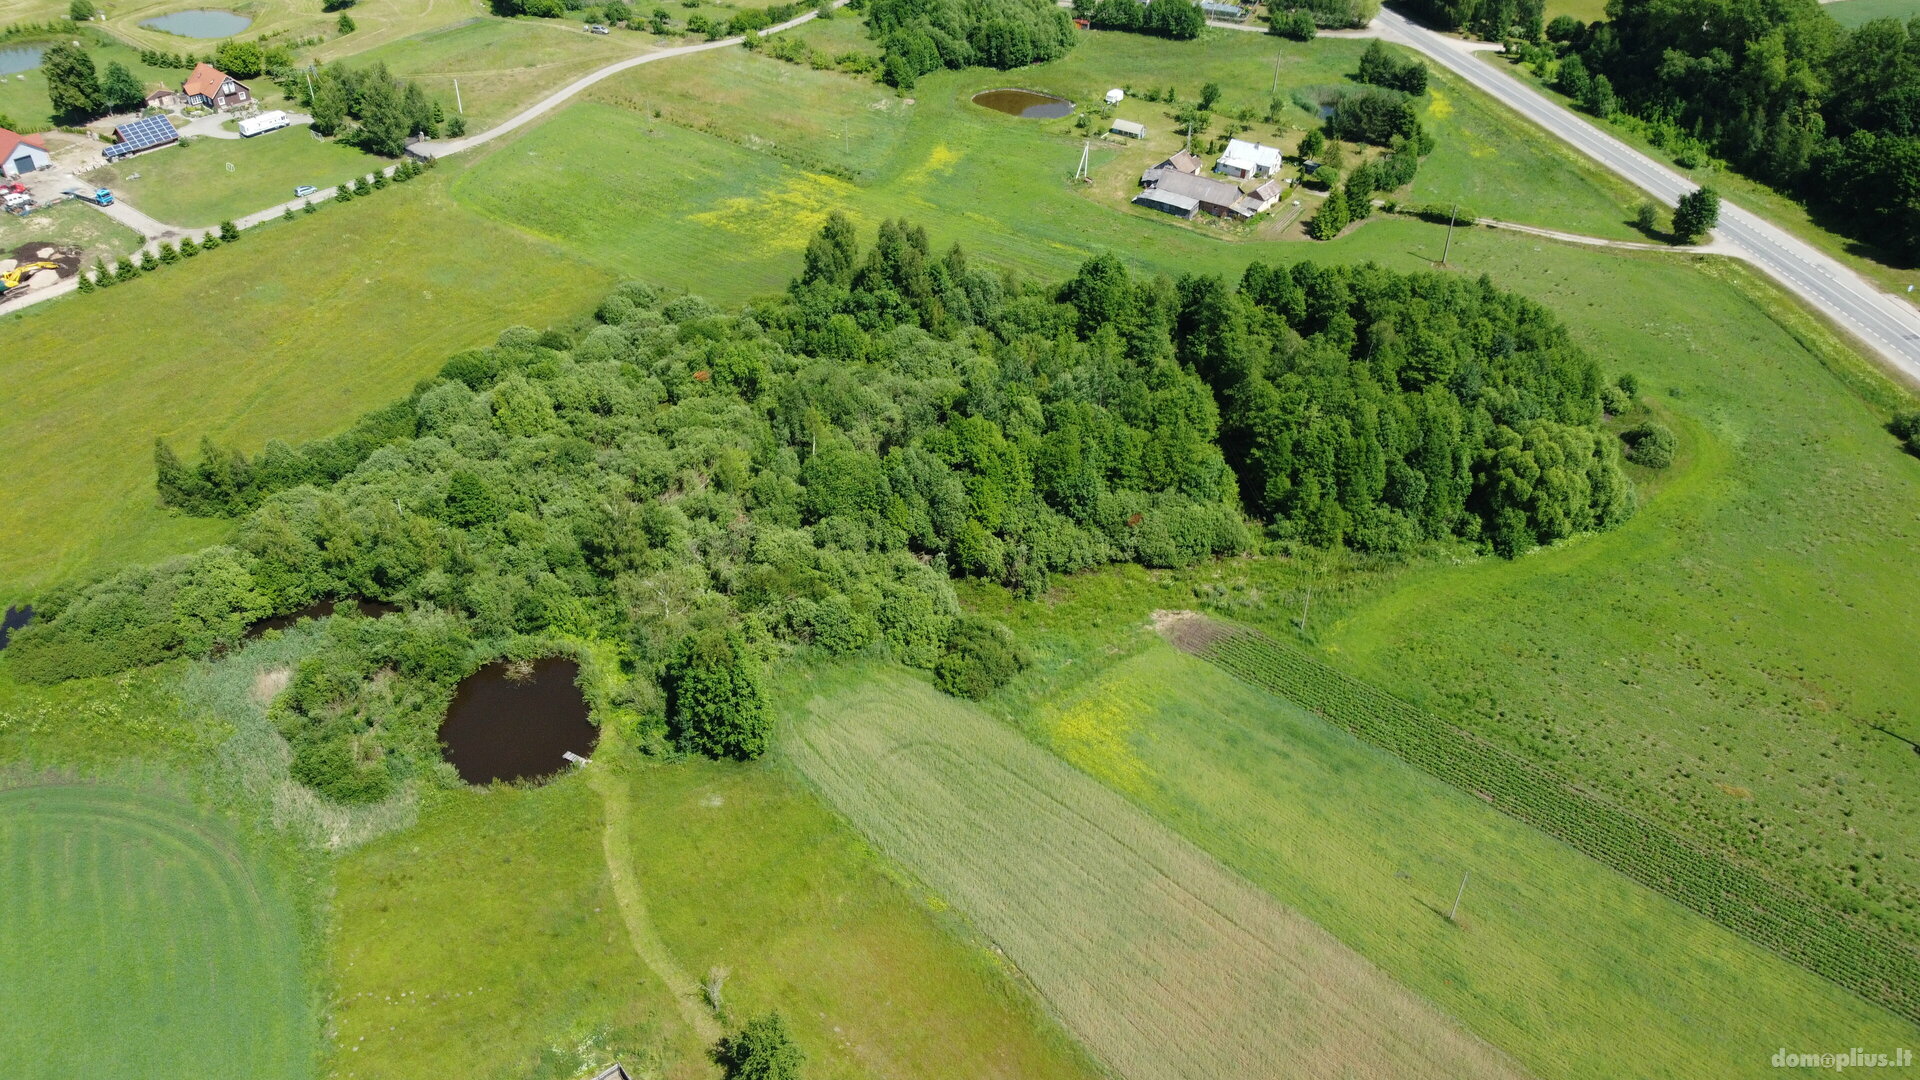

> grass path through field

[
  {"left": 586, "top": 755, "right": 723, "bottom": 1046},
  {"left": 786, "top": 667, "right": 1532, "bottom": 1080}
]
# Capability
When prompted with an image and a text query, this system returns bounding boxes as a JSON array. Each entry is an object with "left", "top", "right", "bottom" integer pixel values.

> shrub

[
  {"left": 139, "top": 250, "right": 159, "bottom": 272},
  {"left": 933, "top": 616, "right": 1025, "bottom": 700},
  {"left": 219, "top": 219, "right": 240, "bottom": 243},
  {"left": 718, "top": 1012, "right": 805, "bottom": 1080},
  {"left": 179, "top": 235, "right": 199, "bottom": 256},
  {"left": 665, "top": 629, "right": 769, "bottom": 759},
  {"left": 1889, "top": 409, "right": 1920, "bottom": 455},
  {"left": 1622, "top": 421, "right": 1676, "bottom": 468},
  {"left": 157, "top": 241, "right": 178, "bottom": 264},
  {"left": 200, "top": 231, "right": 220, "bottom": 249}
]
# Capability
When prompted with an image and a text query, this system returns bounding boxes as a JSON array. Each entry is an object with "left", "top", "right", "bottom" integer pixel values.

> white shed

[
  {"left": 1105, "top": 88, "right": 1124, "bottom": 105},
  {"left": 0, "top": 128, "right": 51, "bottom": 177},
  {"left": 1110, "top": 118, "right": 1147, "bottom": 139}
]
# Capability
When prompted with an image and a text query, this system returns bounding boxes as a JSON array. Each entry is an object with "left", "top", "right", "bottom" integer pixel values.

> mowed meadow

[
  {"left": 329, "top": 755, "right": 1103, "bottom": 1080},
  {"left": 1001, "top": 641, "right": 1918, "bottom": 1079},
  {"left": 784, "top": 666, "right": 1531, "bottom": 1080},
  {"left": 0, "top": 783, "right": 314, "bottom": 1080}
]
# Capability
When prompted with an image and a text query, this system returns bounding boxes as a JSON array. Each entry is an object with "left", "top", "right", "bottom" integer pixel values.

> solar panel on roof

[{"left": 109, "top": 115, "right": 179, "bottom": 156}]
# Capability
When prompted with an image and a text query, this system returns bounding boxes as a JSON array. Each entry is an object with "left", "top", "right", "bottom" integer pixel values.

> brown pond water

[
  {"left": 972, "top": 88, "right": 1074, "bottom": 119},
  {"left": 438, "top": 658, "right": 597, "bottom": 785},
  {"left": 246, "top": 598, "right": 400, "bottom": 638}
]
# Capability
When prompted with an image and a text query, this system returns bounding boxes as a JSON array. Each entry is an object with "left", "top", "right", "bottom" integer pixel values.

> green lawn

[
  {"left": 1007, "top": 642, "right": 1918, "bottom": 1079},
  {"left": 1824, "top": 0, "right": 1920, "bottom": 27},
  {"left": 0, "top": 783, "right": 314, "bottom": 1080},
  {"left": 0, "top": 199, "right": 142, "bottom": 263},
  {"left": 94, "top": 127, "right": 377, "bottom": 227},
  {"left": 0, "top": 169, "right": 613, "bottom": 602}
]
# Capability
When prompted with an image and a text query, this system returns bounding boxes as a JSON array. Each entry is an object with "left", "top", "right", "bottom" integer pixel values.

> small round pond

[
  {"left": 139, "top": 9, "right": 253, "bottom": 37},
  {"left": 439, "top": 658, "right": 597, "bottom": 785},
  {"left": 0, "top": 46, "right": 46, "bottom": 76},
  {"left": 972, "top": 88, "right": 1074, "bottom": 119}
]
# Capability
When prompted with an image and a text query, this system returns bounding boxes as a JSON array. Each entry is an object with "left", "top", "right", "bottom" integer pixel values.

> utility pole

[
  {"left": 1074, "top": 140, "right": 1090, "bottom": 181},
  {"left": 1448, "top": 871, "right": 1469, "bottom": 922},
  {"left": 1441, "top": 201, "right": 1459, "bottom": 266},
  {"left": 303, "top": 65, "right": 316, "bottom": 105},
  {"left": 454, "top": 78, "right": 464, "bottom": 114},
  {"left": 1271, "top": 52, "right": 1282, "bottom": 96},
  {"left": 1298, "top": 580, "right": 1312, "bottom": 633}
]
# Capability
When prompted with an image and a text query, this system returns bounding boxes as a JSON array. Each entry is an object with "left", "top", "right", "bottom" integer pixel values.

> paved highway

[{"left": 1370, "top": 6, "right": 1920, "bottom": 384}]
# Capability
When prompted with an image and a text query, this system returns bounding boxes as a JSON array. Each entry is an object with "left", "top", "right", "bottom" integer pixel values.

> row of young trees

[
  {"left": 9, "top": 220, "right": 1632, "bottom": 813},
  {"left": 864, "top": 0, "right": 1076, "bottom": 89}
]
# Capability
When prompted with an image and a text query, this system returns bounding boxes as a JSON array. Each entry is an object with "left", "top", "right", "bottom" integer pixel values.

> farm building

[
  {"left": 1105, "top": 88, "right": 1125, "bottom": 105},
  {"left": 1229, "top": 178, "right": 1287, "bottom": 218},
  {"left": 1139, "top": 167, "right": 1246, "bottom": 217},
  {"left": 0, "top": 128, "right": 51, "bottom": 177},
  {"left": 146, "top": 87, "right": 179, "bottom": 109},
  {"left": 1110, "top": 118, "right": 1147, "bottom": 139},
  {"left": 1133, "top": 187, "right": 1200, "bottom": 218},
  {"left": 1216, "top": 138, "right": 1282, "bottom": 179},
  {"left": 182, "top": 63, "right": 251, "bottom": 111}
]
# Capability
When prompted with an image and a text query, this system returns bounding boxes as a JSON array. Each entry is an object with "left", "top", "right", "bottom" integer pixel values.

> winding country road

[{"left": 1367, "top": 6, "right": 1920, "bottom": 384}]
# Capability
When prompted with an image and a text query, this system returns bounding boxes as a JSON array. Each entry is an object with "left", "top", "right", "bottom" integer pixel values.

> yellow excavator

[{"left": 0, "top": 261, "right": 59, "bottom": 295}]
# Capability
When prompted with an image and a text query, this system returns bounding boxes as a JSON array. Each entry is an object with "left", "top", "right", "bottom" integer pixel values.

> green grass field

[
  {"left": 453, "top": 29, "right": 1642, "bottom": 297},
  {"left": 785, "top": 665, "right": 1529, "bottom": 1080},
  {"left": 0, "top": 170, "right": 613, "bottom": 602},
  {"left": 620, "top": 756, "right": 1105, "bottom": 1080},
  {"left": 93, "top": 127, "right": 377, "bottom": 227},
  {"left": 1824, "top": 0, "right": 1920, "bottom": 27},
  {"left": 0, "top": 199, "right": 142, "bottom": 263},
  {"left": 0, "top": 783, "right": 314, "bottom": 1080},
  {"left": 1009, "top": 641, "right": 1918, "bottom": 1078},
  {"left": 329, "top": 755, "right": 1105, "bottom": 1080}
]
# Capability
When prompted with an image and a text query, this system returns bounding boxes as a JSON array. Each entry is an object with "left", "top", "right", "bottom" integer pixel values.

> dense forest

[
  {"left": 863, "top": 0, "right": 1077, "bottom": 88},
  {"left": 1415, "top": 0, "right": 1920, "bottom": 260},
  {"left": 6, "top": 220, "right": 1631, "bottom": 798}
]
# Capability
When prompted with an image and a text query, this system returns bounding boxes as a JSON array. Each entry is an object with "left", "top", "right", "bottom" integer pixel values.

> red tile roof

[
  {"left": 0, "top": 127, "right": 47, "bottom": 161},
  {"left": 183, "top": 62, "right": 240, "bottom": 100}
]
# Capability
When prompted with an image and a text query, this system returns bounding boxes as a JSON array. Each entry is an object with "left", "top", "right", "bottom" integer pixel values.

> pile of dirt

[{"left": 0, "top": 243, "right": 80, "bottom": 293}]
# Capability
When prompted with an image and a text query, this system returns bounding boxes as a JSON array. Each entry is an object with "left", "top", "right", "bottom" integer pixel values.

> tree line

[
  {"left": 863, "top": 0, "right": 1077, "bottom": 89},
  {"left": 1450, "top": 0, "right": 1920, "bottom": 260},
  {"left": 7, "top": 220, "right": 1633, "bottom": 811},
  {"left": 286, "top": 62, "right": 456, "bottom": 154}
]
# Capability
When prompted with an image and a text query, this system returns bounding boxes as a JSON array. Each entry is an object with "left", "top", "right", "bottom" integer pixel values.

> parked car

[
  {"left": 587, "top": 23, "right": 609, "bottom": 32},
  {"left": 294, "top": 185, "right": 317, "bottom": 197}
]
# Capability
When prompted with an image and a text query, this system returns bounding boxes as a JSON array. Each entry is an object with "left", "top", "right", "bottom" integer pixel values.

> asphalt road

[{"left": 1371, "top": 6, "right": 1920, "bottom": 384}]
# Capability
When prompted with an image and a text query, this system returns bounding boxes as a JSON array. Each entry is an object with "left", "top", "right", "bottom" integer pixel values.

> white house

[
  {"left": 1216, "top": 138, "right": 1282, "bottom": 179},
  {"left": 0, "top": 128, "right": 51, "bottom": 177}
]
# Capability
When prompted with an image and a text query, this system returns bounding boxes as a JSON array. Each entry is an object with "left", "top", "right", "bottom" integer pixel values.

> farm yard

[
  {"left": 2, "top": 4, "right": 1919, "bottom": 1080},
  {"left": 0, "top": 783, "right": 314, "bottom": 1080}
]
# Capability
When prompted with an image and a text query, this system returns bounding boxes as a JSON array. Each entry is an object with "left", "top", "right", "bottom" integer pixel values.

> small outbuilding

[
  {"left": 1105, "top": 88, "right": 1125, "bottom": 105},
  {"left": 1134, "top": 187, "right": 1200, "bottom": 218},
  {"left": 146, "top": 86, "right": 180, "bottom": 109},
  {"left": 0, "top": 128, "right": 51, "bottom": 177},
  {"left": 1200, "top": 0, "right": 1247, "bottom": 18},
  {"left": 1216, "top": 137, "right": 1283, "bottom": 179},
  {"left": 1110, "top": 118, "right": 1147, "bottom": 139},
  {"left": 1230, "top": 178, "right": 1287, "bottom": 218}
]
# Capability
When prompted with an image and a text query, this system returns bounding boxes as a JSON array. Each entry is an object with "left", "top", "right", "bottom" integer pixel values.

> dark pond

[
  {"left": 138, "top": 8, "right": 253, "bottom": 36},
  {"left": 972, "top": 89, "right": 1074, "bottom": 119},
  {"left": 439, "top": 658, "right": 596, "bottom": 785},
  {"left": 0, "top": 605, "right": 32, "bottom": 650},
  {"left": 246, "top": 597, "right": 399, "bottom": 638},
  {"left": 0, "top": 46, "right": 46, "bottom": 76}
]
